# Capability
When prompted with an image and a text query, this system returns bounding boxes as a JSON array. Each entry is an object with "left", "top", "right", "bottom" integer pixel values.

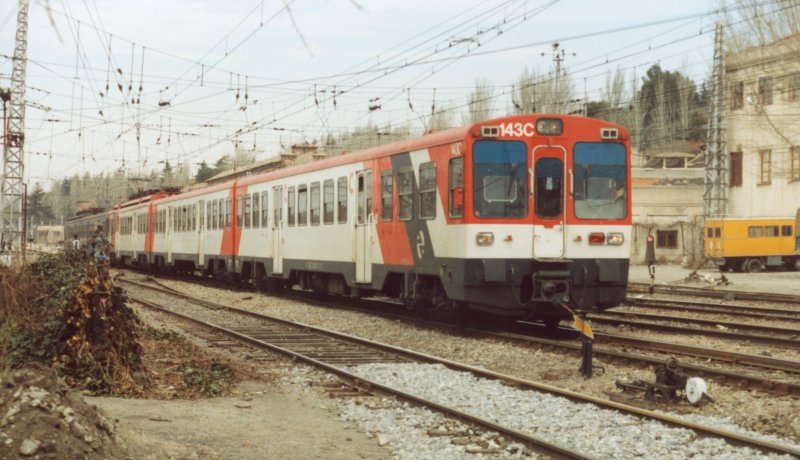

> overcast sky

[{"left": 0, "top": 0, "right": 732, "bottom": 188}]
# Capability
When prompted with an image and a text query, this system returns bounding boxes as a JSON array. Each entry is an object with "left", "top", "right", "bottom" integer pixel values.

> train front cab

[{"left": 446, "top": 116, "right": 630, "bottom": 320}]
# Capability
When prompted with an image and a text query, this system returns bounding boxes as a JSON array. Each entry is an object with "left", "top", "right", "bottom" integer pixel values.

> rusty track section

[
  {"left": 116, "top": 276, "right": 800, "bottom": 457},
  {"left": 624, "top": 297, "right": 800, "bottom": 321},
  {"left": 588, "top": 311, "right": 800, "bottom": 349},
  {"left": 628, "top": 282, "right": 800, "bottom": 305}
]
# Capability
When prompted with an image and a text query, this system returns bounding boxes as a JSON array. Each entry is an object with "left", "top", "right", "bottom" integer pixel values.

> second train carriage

[{"left": 110, "top": 114, "right": 632, "bottom": 322}]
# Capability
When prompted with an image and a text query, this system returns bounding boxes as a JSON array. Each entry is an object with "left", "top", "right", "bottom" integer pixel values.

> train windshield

[
  {"left": 573, "top": 142, "right": 627, "bottom": 219},
  {"left": 472, "top": 140, "right": 528, "bottom": 218}
]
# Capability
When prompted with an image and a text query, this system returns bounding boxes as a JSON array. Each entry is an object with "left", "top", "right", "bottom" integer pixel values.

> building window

[
  {"left": 758, "top": 76, "right": 773, "bottom": 106},
  {"left": 791, "top": 146, "right": 800, "bottom": 182},
  {"left": 656, "top": 230, "right": 678, "bottom": 249},
  {"left": 731, "top": 81, "right": 744, "bottom": 110},
  {"left": 790, "top": 73, "right": 800, "bottom": 103},
  {"left": 729, "top": 151, "right": 742, "bottom": 187},
  {"left": 381, "top": 170, "right": 393, "bottom": 221},
  {"left": 759, "top": 149, "right": 771, "bottom": 185}
]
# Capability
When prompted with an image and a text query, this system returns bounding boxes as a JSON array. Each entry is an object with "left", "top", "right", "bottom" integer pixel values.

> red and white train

[{"left": 75, "top": 114, "right": 632, "bottom": 324}]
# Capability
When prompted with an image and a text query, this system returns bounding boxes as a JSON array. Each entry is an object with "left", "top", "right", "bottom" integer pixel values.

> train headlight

[
  {"left": 476, "top": 232, "right": 494, "bottom": 246},
  {"left": 607, "top": 232, "right": 624, "bottom": 245}
]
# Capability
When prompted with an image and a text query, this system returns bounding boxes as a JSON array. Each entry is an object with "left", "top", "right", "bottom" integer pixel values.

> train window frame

[
  {"left": 261, "top": 191, "right": 269, "bottom": 227},
  {"left": 298, "top": 184, "right": 309, "bottom": 226},
  {"left": 207, "top": 202, "right": 212, "bottom": 230},
  {"left": 706, "top": 228, "right": 713, "bottom": 238},
  {"left": 764, "top": 225, "right": 779, "bottom": 237},
  {"left": 252, "top": 193, "right": 260, "bottom": 229},
  {"left": 310, "top": 182, "right": 321, "bottom": 226},
  {"left": 449, "top": 157, "right": 464, "bottom": 219},
  {"left": 212, "top": 200, "right": 218, "bottom": 230},
  {"left": 419, "top": 162, "right": 436, "bottom": 220},
  {"left": 397, "top": 168, "right": 414, "bottom": 221},
  {"left": 236, "top": 196, "right": 244, "bottom": 228},
  {"left": 782, "top": 225, "right": 793, "bottom": 237},
  {"left": 323, "top": 179, "right": 334, "bottom": 225},
  {"left": 225, "top": 198, "right": 232, "bottom": 228},
  {"left": 244, "top": 194, "right": 252, "bottom": 228},
  {"left": 272, "top": 187, "right": 281, "bottom": 227},
  {"left": 572, "top": 142, "right": 627, "bottom": 220},
  {"left": 748, "top": 226, "right": 763, "bottom": 238},
  {"left": 337, "top": 177, "right": 347, "bottom": 224},
  {"left": 381, "top": 170, "right": 393, "bottom": 222},
  {"left": 288, "top": 187, "right": 296, "bottom": 227},
  {"left": 714, "top": 227, "right": 721, "bottom": 238}
]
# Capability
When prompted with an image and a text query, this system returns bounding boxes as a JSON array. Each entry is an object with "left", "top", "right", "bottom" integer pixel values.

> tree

[
  {"left": 195, "top": 161, "right": 217, "bottom": 183},
  {"left": 160, "top": 161, "right": 174, "bottom": 186},
  {"left": 464, "top": 78, "right": 495, "bottom": 124},
  {"left": 638, "top": 64, "right": 705, "bottom": 152},
  {"left": 511, "top": 68, "right": 577, "bottom": 115},
  {"left": 27, "top": 183, "right": 54, "bottom": 225}
]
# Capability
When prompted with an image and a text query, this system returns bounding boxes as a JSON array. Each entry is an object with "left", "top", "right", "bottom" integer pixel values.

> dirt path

[{"left": 90, "top": 380, "right": 390, "bottom": 459}]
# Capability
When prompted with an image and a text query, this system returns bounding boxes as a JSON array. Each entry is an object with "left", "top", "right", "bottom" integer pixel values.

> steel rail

[
  {"left": 624, "top": 297, "right": 800, "bottom": 321},
  {"left": 594, "top": 310, "right": 800, "bottom": 336},
  {"left": 118, "top": 276, "right": 800, "bottom": 457},
  {"left": 628, "top": 282, "right": 800, "bottom": 305}
]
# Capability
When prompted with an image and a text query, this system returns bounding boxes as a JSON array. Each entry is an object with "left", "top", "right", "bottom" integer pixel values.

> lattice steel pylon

[
  {"left": 703, "top": 22, "right": 728, "bottom": 219},
  {"left": 1, "top": 0, "right": 29, "bottom": 255}
]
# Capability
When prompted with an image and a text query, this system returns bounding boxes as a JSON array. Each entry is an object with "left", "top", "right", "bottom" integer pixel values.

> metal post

[{"left": 580, "top": 327, "right": 593, "bottom": 378}]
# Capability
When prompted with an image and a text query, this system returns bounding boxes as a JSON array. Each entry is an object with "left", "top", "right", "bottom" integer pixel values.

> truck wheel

[{"left": 742, "top": 258, "right": 763, "bottom": 273}]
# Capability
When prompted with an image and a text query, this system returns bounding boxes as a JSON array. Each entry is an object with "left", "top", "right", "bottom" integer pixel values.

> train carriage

[{"left": 111, "top": 114, "right": 631, "bottom": 323}]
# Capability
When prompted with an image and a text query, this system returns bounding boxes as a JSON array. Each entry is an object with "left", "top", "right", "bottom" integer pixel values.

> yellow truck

[{"left": 704, "top": 217, "right": 799, "bottom": 272}]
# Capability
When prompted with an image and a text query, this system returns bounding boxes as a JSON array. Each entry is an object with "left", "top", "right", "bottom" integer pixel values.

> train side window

[
  {"left": 298, "top": 184, "right": 308, "bottom": 226},
  {"left": 449, "top": 158, "right": 464, "bottom": 219},
  {"left": 398, "top": 169, "right": 414, "bottom": 221},
  {"left": 381, "top": 171, "right": 393, "bottom": 221},
  {"left": 782, "top": 225, "right": 793, "bottom": 236},
  {"left": 337, "top": 177, "right": 348, "bottom": 224},
  {"left": 272, "top": 188, "right": 281, "bottom": 227},
  {"left": 764, "top": 225, "right": 778, "bottom": 237},
  {"left": 236, "top": 197, "right": 244, "bottom": 227},
  {"left": 261, "top": 191, "right": 269, "bottom": 227},
  {"left": 211, "top": 200, "right": 218, "bottom": 230},
  {"left": 706, "top": 228, "right": 713, "bottom": 238},
  {"left": 748, "top": 226, "right": 763, "bottom": 237},
  {"left": 288, "top": 187, "right": 296, "bottom": 226},
  {"left": 323, "top": 180, "right": 334, "bottom": 225},
  {"left": 252, "top": 193, "right": 260, "bottom": 229},
  {"left": 225, "top": 198, "right": 232, "bottom": 228},
  {"left": 714, "top": 227, "right": 721, "bottom": 238},
  {"left": 207, "top": 203, "right": 212, "bottom": 230},
  {"left": 419, "top": 162, "right": 436, "bottom": 220},
  {"left": 310, "top": 182, "right": 321, "bottom": 225},
  {"left": 244, "top": 194, "right": 252, "bottom": 228}
]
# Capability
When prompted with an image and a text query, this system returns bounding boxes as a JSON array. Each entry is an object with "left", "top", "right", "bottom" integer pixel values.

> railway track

[
  {"left": 624, "top": 296, "right": 800, "bottom": 322},
  {"left": 125, "top": 271, "right": 800, "bottom": 396},
  {"left": 628, "top": 282, "right": 800, "bottom": 305},
  {"left": 588, "top": 311, "right": 800, "bottom": 350},
  {"left": 116, "top": 275, "right": 800, "bottom": 458}
]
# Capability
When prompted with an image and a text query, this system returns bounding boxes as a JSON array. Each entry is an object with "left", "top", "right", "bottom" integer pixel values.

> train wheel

[{"left": 742, "top": 258, "right": 763, "bottom": 273}]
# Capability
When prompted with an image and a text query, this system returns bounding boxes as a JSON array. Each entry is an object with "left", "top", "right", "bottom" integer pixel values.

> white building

[{"left": 726, "top": 34, "right": 800, "bottom": 217}]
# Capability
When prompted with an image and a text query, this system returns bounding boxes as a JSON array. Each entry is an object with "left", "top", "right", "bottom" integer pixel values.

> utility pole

[
  {"left": 1, "top": 0, "right": 30, "bottom": 260},
  {"left": 703, "top": 23, "right": 728, "bottom": 220},
  {"left": 542, "top": 42, "right": 574, "bottom": 113}
]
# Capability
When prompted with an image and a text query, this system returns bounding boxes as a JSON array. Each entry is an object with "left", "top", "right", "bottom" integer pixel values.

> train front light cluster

[
  {"left": 588, "top": 232, "right": 624, "bottom": 245},
  {"left": 476, "top": 232, "right": 494, "bottom": 246}
]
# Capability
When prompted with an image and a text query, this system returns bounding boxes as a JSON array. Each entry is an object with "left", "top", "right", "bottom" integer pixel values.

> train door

[
  {"left": 355, "top": 170, "right": 373, "bottom": 283},
  {"left": 532, "top": 146, "right": 566, "bottom": 259},
  {"left": 198, "top": 200, "right": 205, "bottom": 267},
  {"left": 271, "top": 186, "right": 283, "bottom": 274},
  {"left": 167, "top": 207, "right": 173, "bottom": 264}
]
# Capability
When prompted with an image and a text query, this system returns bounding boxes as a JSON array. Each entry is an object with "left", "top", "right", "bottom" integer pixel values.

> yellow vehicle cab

[{"left": 704, "top": 216, "right": 799, "bottom": 273}]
